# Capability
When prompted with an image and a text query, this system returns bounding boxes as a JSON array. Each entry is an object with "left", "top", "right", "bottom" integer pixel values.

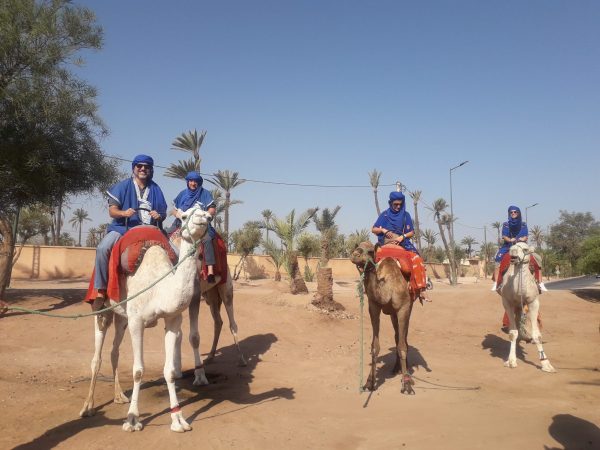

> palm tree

[
  {"left": 461, "top": 236, "right": 477, "bottom": 258},
  {"left": 491, "top": 221, "right": 502, "bottom": 244},
  {"left": 422, "top": 228, "right": 438, "bottom": 262},
  {"left": 297, "top": 232, "right": 320, "bottom": 281},
  {"left": 313, "top": 206, "right": 342, "bottom": 266},
  {"left": 207, "top": 170, "right": 245, "bottom": 246},
  {"left": 368, "top": 169, "right": 382, "bottom": 215},
  {"left": 267, "top": 208, "right": 318, "bottom": 294},
  {"left": 408, "top": 190, "right": 422, "bottom": 253},
  {"left": 69, "top": 208, "right": 91, "bottom": 247},
  {"left": 262, "top": 238, "right": 285, "bottom": 282},
  {"left": 261, "top": 209, "right": 274, "bottom": 249},
  {"left": 165, "top": 129, "right": 206, "bottom": 179},
  {"left": 530, "top": 225, "right": 544, "bottom": 250},
  {"left": 345, "top": 229, "right": 371, "bottom": 255},
  {"left": 427, "top": 198, "right": 457, "bottom": 284}
]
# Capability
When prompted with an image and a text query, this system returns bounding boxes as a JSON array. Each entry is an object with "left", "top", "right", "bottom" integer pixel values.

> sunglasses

[
  {"left": 391, "top": 202, "right": 403, "bottom": 207},
  {"left": 135, "top": 164, "right": 152, "bottom": 170},
  {"left": 510, "top": 210, "right": 519, "bottom": 214}
]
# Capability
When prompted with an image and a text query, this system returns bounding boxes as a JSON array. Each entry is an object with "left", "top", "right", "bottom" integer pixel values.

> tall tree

[
  {"left": 530, "top": 225, "right": 545, "bottom": 250},
  {"left": 368, "top": 169, "right": 382, "bottom": 215},
  {"left": 207, "top": 170, "right": 245, "bottom": 246},
  {"left": 69, "top": 208, "right": 91, "bottom": 246},
  {"left": 230, "top": 221, "right": 262, "bottom": 280},
  {"left": 165, "top": 129, "right": 206, "bottom": 179},
  {"left": 460, "top": 236, "right": 477, "bottom": 258},
  {"left": 547, "top": 211, "right": 600, "bottom": 272},
  {"left": 408, "top": 190, "right": 422, "bottom": 253},
  {"left": 427, "top": 199, "right": 457, "bottom": 284},
  {"left": 0, "top": 0, "right": 119, "bottom": 296},
  {"left": 261, "top": 209, "right": 274, "bottom": 251},
  {"left": 491, "top": 221, "right": 502, "bottom": 244},
  {"left": 422, "top": 228, "right": 438, "bottom": 262}
]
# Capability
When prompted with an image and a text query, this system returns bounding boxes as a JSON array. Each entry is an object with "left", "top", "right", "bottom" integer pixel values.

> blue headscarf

[
  {"left": 384, "top": 191, "right": 407, "bottom": 233},
  {"left": 131, "top": 154, "right": 154, "bottom": 181},
  {"left": 507, "top": 205, "right": 522, "bottom": 235},
  {"left": 173, "top": 171, "right": 214, "bottom": 212}
]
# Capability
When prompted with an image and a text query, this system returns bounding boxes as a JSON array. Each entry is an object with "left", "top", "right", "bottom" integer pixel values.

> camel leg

[
  {"left": 220, "top": 282, "right": 247, "bottom": 366},
  {"left": 189, "top": 294, "right": 208, "bottom": 386},
  {"left": 502, "top": 299, "right": 519, "bottom": 368},
  {"left": 80, "top": 310, "right": 113, "bottom": 417},
  {"left": 365, "top": 302, "right": 381, "bottom": 391},
  {"left": 173, "top": 326, "right": 183, "bottom": 379},
  {"left": 527, "top": 299, "right": 556, "bottom": 373},
  {"left": 390, "top": 313, "right": 400, "bottom": 374},
  {"left": 397, "top": 302, "right": 415, "bottom": 395},
  {"left": 111, "top": 314, "right": 129, "bottom": 404},
  {"left": 123, "top": 319, "right": 144, "bottom": 432},
  {"left": 164, "top": 314, "right": 192, "bottom": 432},
  {"left": 205, "top": 289, "right": 224, "bottom": 362}
]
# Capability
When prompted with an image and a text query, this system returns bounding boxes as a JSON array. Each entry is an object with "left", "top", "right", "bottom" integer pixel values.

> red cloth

[
  {"left": 375, "top": 245, "right": 427, "bottom": 296},
  {"left": 199, "top": 232, "right": 228, "bottom": 285},
  {"left": 497, "top": 253, "right": 542, "bottom": 286},
  {"left": 84, "top": 226, "right": 178, "bottom": 303}
]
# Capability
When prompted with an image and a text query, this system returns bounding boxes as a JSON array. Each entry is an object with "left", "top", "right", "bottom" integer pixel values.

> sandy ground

[{"left": 1, "top": 276, "right": 599, "bottom": 450}]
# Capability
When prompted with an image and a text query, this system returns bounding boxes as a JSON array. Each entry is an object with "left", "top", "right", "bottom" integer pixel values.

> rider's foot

[
  {"left": 538, "top": 282, "right": 548, "bottom": 292},
  {"left": 490, "top": 282, "right": 497, "bottom": 291}
]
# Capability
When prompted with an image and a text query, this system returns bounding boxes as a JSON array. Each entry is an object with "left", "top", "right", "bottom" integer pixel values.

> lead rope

[
  {"left": 355, "top": 256, "right": 376, "bottom": 393},
  {"left": 6, "top": 207, "right": 205, "bottom": 319}
]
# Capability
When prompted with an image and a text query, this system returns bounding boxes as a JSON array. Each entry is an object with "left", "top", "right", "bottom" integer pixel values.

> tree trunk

[
  {"left": 437, "top": 221, "right": 456, "bottom": 285},
  {"left": 373, "top": 188, "right": 381, "bottom": 215},
  {"left": 313, "top": 267, "right": 333, "bottom": 304},
  {"left": 274, "top": 269, "right": 281, "bottom": 282},
  {"left": 288, "top": 251, "right": 308, "bottom": 294},
  {"left": 413, "top": 201, "right": 421, "bottom": 253},
  {"left": 0, "top": 215, "right": 14, "bottom": 299}
]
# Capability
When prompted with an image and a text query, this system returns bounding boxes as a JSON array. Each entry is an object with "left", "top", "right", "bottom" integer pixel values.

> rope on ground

[
  {"left": 410, "top": 375, "right": 481, "bottom": 391},
  {"left": 355, "top": 256, "right": 376, "bottom": 393},
  {"left": 5, "top": 207, "right": 204, "bottom": 320}
]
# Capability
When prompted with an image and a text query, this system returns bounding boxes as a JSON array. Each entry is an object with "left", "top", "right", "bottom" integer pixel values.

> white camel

[
  {"left": 170, "top": 232, "right": 247, "bottom": 388},
  {"left": 80, "top": 206, "right": 212, "bottom": 432},
  {"left": 500, "top": 242, "right": 556, "bottom": 373}
]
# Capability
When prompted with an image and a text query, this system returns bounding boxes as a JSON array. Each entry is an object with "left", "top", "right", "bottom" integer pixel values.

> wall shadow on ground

[
  {"left": 570, "top": 289, "right": 600, "bottom": 304},
  {"left": 2, "top": 289, "right": 87, "bottom": 318},
  {"left": 544, "top": 413, "right": 600, "bottom": 450}
]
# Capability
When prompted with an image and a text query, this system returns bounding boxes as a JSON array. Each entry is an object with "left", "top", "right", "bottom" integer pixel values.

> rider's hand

[
  {"left": 150, "top": 210, "right": 161, "bottom": 220},
  {"left": 123, "top": 208, "right": 136, "bottom": 218}
]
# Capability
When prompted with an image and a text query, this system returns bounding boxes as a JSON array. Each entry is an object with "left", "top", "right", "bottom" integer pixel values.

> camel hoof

[
  {"left": 171, "top": 413, "right": 192, "bottom": 432},
  {"left": 504, "top": 360, "right": 518, "bottom": 368},
  {"left": 114, "top": 393, "right": 130, "bottom": 404},
  {"left": 541, "top": 361, "right": 556, "bottom": 373},
  {"left": 123, "top": 414, "right": 143, "bottom": 432},
  {"left": 79, "top": 405, "right": 96, "bottom": 417},
  {"left": 193, "top": 368, "right": 209, "bottom": 386}
]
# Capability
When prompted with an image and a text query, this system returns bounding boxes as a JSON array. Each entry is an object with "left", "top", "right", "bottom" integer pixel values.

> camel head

[
  {"left": 350, "top": 241, "right": 376, "bottom": 269},
  {"left": 180, "top": 206, "right": 212, "bottom": 243},
  {"left": 509, "top": 241, "right": 531, "bottom": 264}
]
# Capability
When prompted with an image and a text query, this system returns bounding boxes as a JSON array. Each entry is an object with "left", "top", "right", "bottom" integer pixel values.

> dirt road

[{"left": 1, "top": 278, "right": 599, "bottom": 449}]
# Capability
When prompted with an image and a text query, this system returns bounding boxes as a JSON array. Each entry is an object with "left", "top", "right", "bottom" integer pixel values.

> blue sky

[{"left": 66, "top": 0, "right": 600, "bottom": 248}]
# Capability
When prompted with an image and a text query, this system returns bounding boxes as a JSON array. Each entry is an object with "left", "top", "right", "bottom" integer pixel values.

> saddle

[
  {"left": 84, "top": 226, "right": 178, "bottom": 303},
  {"left": 375, "top": 245, "right": 427, "bottom": 298},
  {"left": 497, "top": 252, "right": 541, "bottom": 286},
  {"left": 197, "top": 231, "right": 229, "bottom": 285}
]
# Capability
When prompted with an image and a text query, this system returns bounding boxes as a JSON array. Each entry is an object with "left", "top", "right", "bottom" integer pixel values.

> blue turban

[
  {"left": 132, "top": 154, "right": 154, "bottom": 169},
  {"left": 185, "top": 171, "right": 203, "bottom": 185},
  {"left": 507, "top": 205, "right": 522, "bottom": 235}
]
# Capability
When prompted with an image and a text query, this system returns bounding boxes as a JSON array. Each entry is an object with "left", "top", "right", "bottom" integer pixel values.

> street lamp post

[
  {"left": 449, "top": 161, "right": 469, "bottom": 243},
  {"left": 525, "top": 202, "right": 539, "bottom": 224}
]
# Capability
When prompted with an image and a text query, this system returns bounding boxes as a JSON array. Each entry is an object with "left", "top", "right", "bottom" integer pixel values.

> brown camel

[{"left": 350, "top": 241, "right": 415, "bottom": 394}]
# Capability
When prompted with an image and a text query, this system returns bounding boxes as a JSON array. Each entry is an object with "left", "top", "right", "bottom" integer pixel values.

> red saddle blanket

[
  {"left": 375, "top": 245, "right": 427, "bottom": 296},
  {"left": 497, "top": 253, "right": 541, "bottom": 286},
  {"left": 84, "top": 226, "right": 178, "bottom": 303},
  {"left": 198, "top": 232, "right": 229, "bottom": 285}
]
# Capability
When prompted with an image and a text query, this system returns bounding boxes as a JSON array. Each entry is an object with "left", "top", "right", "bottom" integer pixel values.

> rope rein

[
  {"left": 6, "top": 207, "right": 207, "bottom": 320},
  {"left": 355, "top": 256, "right": 377, "bottom": 393}
]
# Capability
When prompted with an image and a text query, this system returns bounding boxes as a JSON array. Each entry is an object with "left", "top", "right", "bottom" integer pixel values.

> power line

[{"left": 105, "top": 155, "right": 398, "bottom": 189}]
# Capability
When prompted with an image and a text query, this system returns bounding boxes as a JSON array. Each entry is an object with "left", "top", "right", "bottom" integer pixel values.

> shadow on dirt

[
  {"left": 2, "top": 288, "right": 87, "bottom": 318},
  {"left": 367, "top": 345, "right": 430, "bottom": 390},
  {"left": 481, "top": 333, "right": 537, "bottom": 368},
  {"left": 544, "top": 413, "right": 600, "bottom": 450},
  {"left": 12, "top": 332, "right": 294, "bottom": 448},
  {"left": 570, "top": 289, "right": 600, "bottom": 304}
]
